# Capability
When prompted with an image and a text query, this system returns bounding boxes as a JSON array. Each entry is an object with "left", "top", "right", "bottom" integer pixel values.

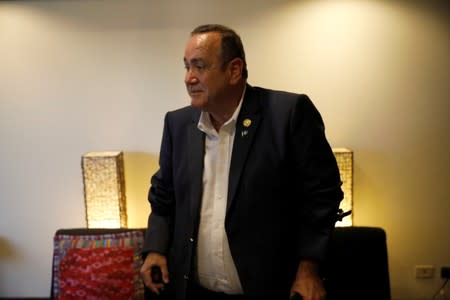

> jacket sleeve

[
  {"left": 142, "top": 113, "right": 175, "bottom": 256},
  {"left": 290, "top": 95, "right": 344, "bottom": 261}
]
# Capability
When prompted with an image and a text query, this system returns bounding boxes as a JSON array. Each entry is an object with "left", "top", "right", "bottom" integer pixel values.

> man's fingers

[
  {"left": 140, "top": 267, "right": 165, "bottom": 295},
  {"left": 140, "top": 253, "right": 169, "bottom": 295},
  {"left": 140, "top": 265, "right": 152, "bottom": 288},
  {"left": 160, "top": 266, "right": 170, "bottom": 284}
]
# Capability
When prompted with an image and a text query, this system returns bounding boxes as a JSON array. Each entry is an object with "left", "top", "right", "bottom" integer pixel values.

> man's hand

[
  {"left": 140, "top": 252, "right": 169, "bottom": 295},
  {"left": 290, "top": 259, "right": 326, "bottom": 300}
]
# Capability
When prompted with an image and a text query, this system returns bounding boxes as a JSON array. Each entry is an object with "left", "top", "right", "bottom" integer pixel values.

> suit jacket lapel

[
  {"left": 227, "top": 85, "right": 261, "bottom": 211},
  {"left": 187, "top": 111, "right": 205, "bottom": 221}
]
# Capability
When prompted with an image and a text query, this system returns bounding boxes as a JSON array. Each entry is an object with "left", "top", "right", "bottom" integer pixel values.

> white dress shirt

[{"left": 195, "top": 92, "right": 245, "bottom": 294}]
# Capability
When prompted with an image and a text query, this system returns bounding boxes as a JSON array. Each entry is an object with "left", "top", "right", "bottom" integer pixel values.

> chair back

[{"left": 324, "top": 226, "right": 391, "bottom": 300}]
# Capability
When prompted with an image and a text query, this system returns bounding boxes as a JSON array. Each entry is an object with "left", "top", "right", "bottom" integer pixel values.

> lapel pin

[
  {"left": 243, "top": 118, "right": 252, "bottom": 128},
  {"left": 241, "top": 130, "right": 248, "bottom": 137}
]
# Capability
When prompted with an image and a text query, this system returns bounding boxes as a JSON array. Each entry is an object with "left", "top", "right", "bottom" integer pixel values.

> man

[{"left": 140, "top": 24, "right": 343, "bottom": 300}]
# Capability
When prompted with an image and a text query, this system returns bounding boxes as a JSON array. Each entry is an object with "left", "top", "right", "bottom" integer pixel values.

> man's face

[{"left": 183, "top": 32, "right": 230, "bottom": 111}]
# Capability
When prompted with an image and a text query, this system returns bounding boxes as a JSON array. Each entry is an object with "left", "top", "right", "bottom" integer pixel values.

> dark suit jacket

[{"left": 143, "top": 84, "right": 343, "bottom": 300}]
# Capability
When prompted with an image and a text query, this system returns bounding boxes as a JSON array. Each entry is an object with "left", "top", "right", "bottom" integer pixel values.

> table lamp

[
  {"left": 81, "top": 151, "right": 127, "bottom": 228},
  {"left": 333, "top": 148, "right": 353, "bottom": 226}
]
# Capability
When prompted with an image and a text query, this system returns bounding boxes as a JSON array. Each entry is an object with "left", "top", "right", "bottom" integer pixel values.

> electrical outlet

[
  {"left": 442, "top": 266, "right": 450, "bottom": 279},
  {"left": 415, "top": 265, "right": 435, "bottom": 279}
]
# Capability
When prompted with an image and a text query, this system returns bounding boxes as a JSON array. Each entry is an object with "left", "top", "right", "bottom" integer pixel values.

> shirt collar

[{"left": 197, "top": 85, "right": 246, "bottom": 134}]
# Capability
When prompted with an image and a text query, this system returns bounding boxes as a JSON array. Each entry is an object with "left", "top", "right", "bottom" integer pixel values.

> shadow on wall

[
  {"left": 0, "top": 237, "right": 20, "bottom": 292},
  {"left": 0, "top": 237, "right": 18, "bottom": 261},
  {"left": 123, "top": 152, "right": 159, "bottom": 228}
]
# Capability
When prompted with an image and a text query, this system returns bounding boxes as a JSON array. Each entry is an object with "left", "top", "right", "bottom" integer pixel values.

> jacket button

[
  {"left": 189, "top": 237, "right": 194, "bottom": 242},
  {"left": 184, "top": 275, "right": 189, "bottom": 280}
]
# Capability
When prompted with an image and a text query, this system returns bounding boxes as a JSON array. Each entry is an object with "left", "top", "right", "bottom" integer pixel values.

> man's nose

[{"left": 185, "top": 69, "right": 199, "bottom": 84}]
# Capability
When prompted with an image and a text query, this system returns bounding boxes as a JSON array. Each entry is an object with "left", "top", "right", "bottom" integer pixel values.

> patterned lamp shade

[
  {"left": 81, "top": 151, "right": 127, "bottom": 228},
  {"left": 333, "top": 148, "right": 353, "bottom": 227}
]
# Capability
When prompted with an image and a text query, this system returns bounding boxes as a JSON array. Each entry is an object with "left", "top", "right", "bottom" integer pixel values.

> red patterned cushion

[
  {"left": 52, "top": 230, "right": 145, "bottom": 300},
  {"left": 59, "top": 248, "right": 135, "bottom": 300}
]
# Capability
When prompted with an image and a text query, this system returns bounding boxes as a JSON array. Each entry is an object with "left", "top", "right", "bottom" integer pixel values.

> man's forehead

[
  {"left": 193, "top": 32, "right": 210, "bottom": 44},
  {"left": 192, "top": 31, "right": 221, "bottom": 44},
  {"left": 184, "top": 33, "right": 221, "bottom": 62},
  {"left": 189, "top": 33, "right": 220, "bottom": 50}
]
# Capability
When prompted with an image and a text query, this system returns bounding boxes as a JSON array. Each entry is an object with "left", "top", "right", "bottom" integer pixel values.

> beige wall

[{"left": 0, "top": 0, "right": 448, "bottom": 299}]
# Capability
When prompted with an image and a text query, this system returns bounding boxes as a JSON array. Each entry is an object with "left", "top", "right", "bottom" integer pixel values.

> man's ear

[{"left": 228, "top": 58, "right": 244, "bottom": 84}]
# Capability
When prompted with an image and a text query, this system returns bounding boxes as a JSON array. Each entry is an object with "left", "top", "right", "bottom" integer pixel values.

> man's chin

[{"left": 190, "top": 97, "right": 206, "bottom": 109}]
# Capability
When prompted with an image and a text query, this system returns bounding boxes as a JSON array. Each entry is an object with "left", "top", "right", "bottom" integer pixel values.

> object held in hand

[
  {"left": 151, "top": 266, "right": 163, "bottom": 283},
  {"left": 290, "top": 293, "right": 303, "bottom": 300}
]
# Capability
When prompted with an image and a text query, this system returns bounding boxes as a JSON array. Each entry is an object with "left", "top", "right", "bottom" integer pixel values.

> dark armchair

[
  {"left": 323, "top": 226, "right": 391, "bottom": 300},
  {"left": 50, "top": 226, "right": 390, "bottom": 300}
]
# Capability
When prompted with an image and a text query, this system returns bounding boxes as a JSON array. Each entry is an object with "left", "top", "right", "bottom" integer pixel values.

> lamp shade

[
  {"left": 81, "top": 151, "right": 127, "bottom": 228},
  {"left": 333, "top": 148, "right": 353, "bottom": 226}
]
